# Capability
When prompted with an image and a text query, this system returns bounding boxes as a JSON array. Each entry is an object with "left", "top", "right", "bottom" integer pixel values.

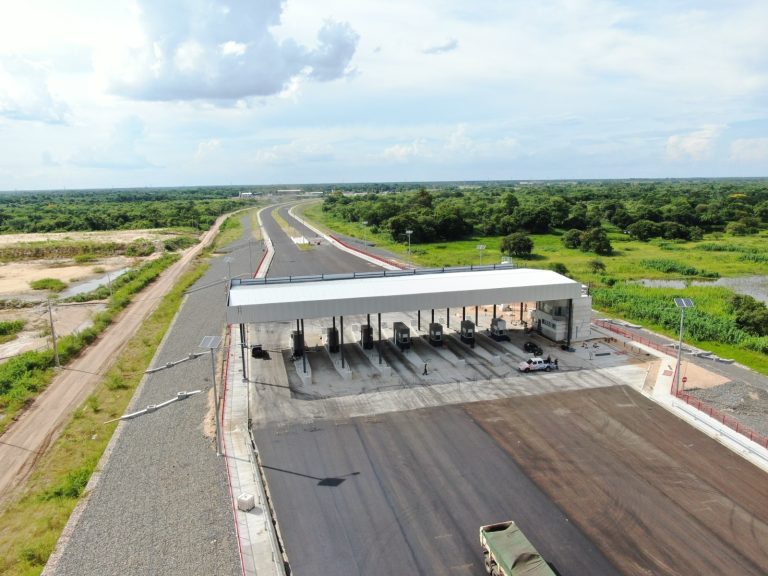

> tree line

[
  {"left": 321, "top": 180, "right": 768, "bottom": 255},
  {"left": 0, "top": 187, "right": 247, "bottom": 233}
]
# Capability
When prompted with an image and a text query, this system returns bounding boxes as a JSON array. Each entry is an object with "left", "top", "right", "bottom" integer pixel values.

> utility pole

[
  {"left": 201, "top": 335, "right": 223, "bottom": 456},
  {"left": 47, "top": 299, "right": 60, "bottom": 367}
]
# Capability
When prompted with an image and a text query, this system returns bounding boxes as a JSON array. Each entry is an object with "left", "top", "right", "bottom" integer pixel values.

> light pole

[
  {"left": 224, "top": 256, "right": 233, "bottom": 281},
  {"left": 200, "top": 335, "right": 223, "bottom": 456},
  {"left": 47, "top": 299, "right": 60, "bottom": 367},
  {"left": 362, "top": 221, "right": 368, "bottom": 247},
  {"left": 476, "top": 244, "right": 486, "bottom": 266},
  {"left": 405, "top": 229, "right": 413, "bottom": 255},
  {"left": 673, "top": 297, "right": 694, "bottom": 395}
]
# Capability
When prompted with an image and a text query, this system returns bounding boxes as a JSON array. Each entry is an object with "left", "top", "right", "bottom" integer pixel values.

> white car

[{"left": 518, "top": 357, "right": 552, "bottom": 372}]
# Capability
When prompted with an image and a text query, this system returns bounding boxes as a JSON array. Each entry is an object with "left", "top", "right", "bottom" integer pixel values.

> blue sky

[{"left": 1, "top": 0, "right": 767, "bottom": 190}]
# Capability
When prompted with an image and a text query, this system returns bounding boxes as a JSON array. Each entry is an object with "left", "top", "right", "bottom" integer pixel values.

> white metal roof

[{"left": 226, "top": 266, "right": 582, "bottom": 324}]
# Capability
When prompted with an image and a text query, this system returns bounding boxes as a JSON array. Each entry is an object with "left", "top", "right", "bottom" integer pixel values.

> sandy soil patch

[
  {"left": 0, "top": 229, "right": 181, "bottom": 246},
  {"left": 0, "top": 302, "right": 104, "bottom": 361},
  {"left": 0, "top": 256, "right": 136, "bottom": 296}
]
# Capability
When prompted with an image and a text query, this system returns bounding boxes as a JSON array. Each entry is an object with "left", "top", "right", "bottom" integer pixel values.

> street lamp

[
  {"left": 405, "top": 229, "right": 413, "bottom": 255},
  {"left": 200, "top": 335, "right": 223, "bottom": 456},
  {"left": 224, "top": 256, "right": 233, "bottom": 280},
  {"left": 673, "top": 297, "right": 694, "bottom": 395},
  {"left": 476, "top": 244, "right": 486, "bottom": 266},
  {"left": 362, "top": 220, "right": 368, "bottom": 247}
]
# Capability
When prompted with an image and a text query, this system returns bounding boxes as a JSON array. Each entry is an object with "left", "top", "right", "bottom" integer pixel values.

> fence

[
  {"left": 592, "top": 320, "right": 768, "bottom": 450},
  {"left": 675, "top": 391, "right": 768, "bottom": 449},
  {"left": 592, "top": 319, "right": 673, "bottom": 355}
]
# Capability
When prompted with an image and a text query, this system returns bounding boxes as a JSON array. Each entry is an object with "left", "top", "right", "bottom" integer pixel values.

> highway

[{"left": 252, "top": 205, "right": 620, "bottom": 575}]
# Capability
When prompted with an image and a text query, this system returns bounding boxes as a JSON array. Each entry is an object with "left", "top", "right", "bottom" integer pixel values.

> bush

[
  {"left": 74, "top": 253, "right": 97, "bottom": 263},
  {"left": 29, "top": 278, "right": 67, "bottom": 292},
  {"left": 0, "top": 320, "right": 24, "bottom": 336},
  {"left": 550, "top": 262, "right": 568, "bottom": 275},
  {"left": 163, "top": 236, "right": 197, "bottom": 252},
  {"left": 580, "top": 227, "right": 613, "bottom": 255},
  {"left": 562, "top": 229, "right": 582, "bottom": 249},
  {"left": 40, "top": 465, "right": 93, "bottom": 500},
  {"left": 125, "top": 240, "right": 155, "bottom": 257},
  {"left": 641, "top": 259, "right": 719, "bottom": 278},
  {"left": 501, "top": 232, "right": 534, "bottom": 258}
]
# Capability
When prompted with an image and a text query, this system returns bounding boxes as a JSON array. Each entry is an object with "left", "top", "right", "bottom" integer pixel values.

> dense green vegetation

[
  {"left": 0, "top": 254, "right": 179, "bottom": 435},
  {"left": 0, "top": 187, "right": 248, "bottom": 233},
  {"left": 321, "top": 180, "right": 768, "bottom": 245}
]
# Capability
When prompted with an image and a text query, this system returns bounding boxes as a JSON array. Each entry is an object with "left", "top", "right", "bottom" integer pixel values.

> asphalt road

[
  {"left": 254, "top": 206, "right": 620, "bottom": 575},
  {"left": 254, "top": 205, "right": 768, "bottom": 576}
]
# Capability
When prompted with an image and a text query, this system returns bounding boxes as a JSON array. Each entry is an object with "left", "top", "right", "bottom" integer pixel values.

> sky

[{"left": 1, "top": 0, "right": 767, "bottom": 191}]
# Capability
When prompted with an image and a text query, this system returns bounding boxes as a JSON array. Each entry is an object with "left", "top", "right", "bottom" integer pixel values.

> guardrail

[
  {"left": 328, "top": 234, "right": 406, "bottom": 270},
  {"left": 675, "top": 391, "right": 768, "bottom": 449},
  {"left": 592, "top": 319, "right": 672, "bottom": 355}
]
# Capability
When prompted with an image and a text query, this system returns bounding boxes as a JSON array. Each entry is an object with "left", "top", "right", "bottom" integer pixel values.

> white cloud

[
  {"left": 195, "top": 139, "right": 221, "bottom": 161},
  {"left": 730, "top": 138, "right": 768, "bottom": 163},
  {"left": 70, "top": 116, "right": 153, "bottom": 170},
  {"left": 666, "top": 125, "right": 723, "bottom": 161},
  {"left": 102, "top": 1, "right": 359, "bottom": 102},
  {"left": 422, "top": 38, "right": 459, "bottom": 55},
  {"left": 0, "top": 55, "right": 69, "bottom": 123},
  {"left": 383, "top": 140, "right": 428, "bottom": 162},
  {"left": 220, "top": 41, "right": 247, "bottom": 57},
  {"left": 253, "top": 140, "right": 334, "bottom": 166}
]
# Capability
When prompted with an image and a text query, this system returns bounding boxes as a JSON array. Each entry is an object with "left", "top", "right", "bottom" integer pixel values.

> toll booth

[
  {"left": 361, "top": 324, "right": 374, "bottom": 349},
  {"left": 291, "top": 330, "right": 304, "bottom": 357},
  {"left": 460, "top": 320, "right": 475, "bottom": 347},
  {"left": 489, "top": 317, "right": 508, "bottom": 341},
  {"left": 428, "top": 322, "right": 443, "bottom": 346},
  {"left": 326, "top": 326, "right": 340, "bottom": 353},
  {"left": 393, "top": 321, "right": 411, "bottom": 350}
]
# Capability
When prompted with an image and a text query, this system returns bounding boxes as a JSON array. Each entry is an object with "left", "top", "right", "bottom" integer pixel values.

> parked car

[
  {"left": 518, "top": 357, "right": 553, "bottom": 372},
  {"left": 523, "top": 341, "right": 543, "bottom": 356}
]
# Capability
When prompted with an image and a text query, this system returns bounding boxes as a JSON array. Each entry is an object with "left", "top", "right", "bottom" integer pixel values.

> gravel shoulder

[{"left": 45, "top": 213, "right": 259, "bottom": 575}]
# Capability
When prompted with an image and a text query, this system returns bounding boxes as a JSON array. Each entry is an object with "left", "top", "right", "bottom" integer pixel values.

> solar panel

[
  {"left": 199, "top": 335, "right": 222, "bottom": 349},
  {"left": 673, "top": 298, "right": 695, "bottom": 308}
]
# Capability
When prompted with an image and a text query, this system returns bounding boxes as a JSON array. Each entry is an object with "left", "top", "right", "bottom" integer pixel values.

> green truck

[{"left": 479, "top": 521, "right": 556, "bottom": 576}]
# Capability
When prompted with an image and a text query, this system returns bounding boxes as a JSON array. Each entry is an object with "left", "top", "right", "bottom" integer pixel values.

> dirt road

[{"left": 0, "top": 214, "right": 231, "bottom": 501}]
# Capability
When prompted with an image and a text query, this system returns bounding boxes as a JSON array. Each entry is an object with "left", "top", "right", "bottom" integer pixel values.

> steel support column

[
  {"left": 301, "top": 318, "right": 306, "bottom": 373},
  {"left": 239, "top": 323, "right": 247, "bottom": 380}
]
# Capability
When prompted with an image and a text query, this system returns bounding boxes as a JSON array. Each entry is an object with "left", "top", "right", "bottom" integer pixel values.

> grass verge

[
  {"left": 0, "top": 257, "right": 210, "bottom": 576},
  {"left": 212, "top": 212, "right": 244, "bottom": 251}
]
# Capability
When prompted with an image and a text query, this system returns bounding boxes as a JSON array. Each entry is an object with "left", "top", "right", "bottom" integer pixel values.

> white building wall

[{"left": 530, "top": 294, "right": 593, "bottom": 343}]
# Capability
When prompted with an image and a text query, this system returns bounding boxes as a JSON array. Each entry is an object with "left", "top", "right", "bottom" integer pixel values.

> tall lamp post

[
  {"left": 673, "top": 297, "right": 694, "bottom": 395},
  {"left": 362, "top": 220, "right": 368, "bottom": 247},
  {"left": 200, "top": 335, "right": 223, "bottom": 456},
  {"left": 405, "top": 229, "right": 413, "bottom": 255}
]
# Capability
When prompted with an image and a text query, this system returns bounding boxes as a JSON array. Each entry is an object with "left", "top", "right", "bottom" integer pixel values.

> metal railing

[{"left": 675, "top": 391, "right": 768, "bottom": 449}]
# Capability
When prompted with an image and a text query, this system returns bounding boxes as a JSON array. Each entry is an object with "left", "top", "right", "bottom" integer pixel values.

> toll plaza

[{"left": 226, "top": 265, "right": 593, "bottom": 381}]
